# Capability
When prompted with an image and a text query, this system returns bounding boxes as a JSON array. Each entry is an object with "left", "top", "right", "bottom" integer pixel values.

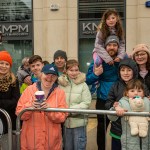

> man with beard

[
  {"left": 53, "top": 50, "right": 67, "bottom": 76},
  {"left": 86, "top": 35, "right": 127, "bottom": 150}
]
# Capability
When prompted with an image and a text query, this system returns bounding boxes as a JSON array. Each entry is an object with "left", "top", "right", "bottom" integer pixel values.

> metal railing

[
  {"left": 16, "top": 107, "right": 150, "bottom": 150},
  {"left": 0, "top": 108, "right": 12, "bottom": 150}
]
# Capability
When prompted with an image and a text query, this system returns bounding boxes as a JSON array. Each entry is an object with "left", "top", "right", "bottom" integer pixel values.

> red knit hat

[{"left": 0, "top": 51, "right": 13, "bottom": 66}]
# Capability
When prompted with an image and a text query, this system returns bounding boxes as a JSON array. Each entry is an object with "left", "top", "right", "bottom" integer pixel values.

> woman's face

[
  {"left": 66, "top": 65, "right": 80, "bottom": 79},
  {"left": 120, "top": 66, "right": 133, "bottom": 83},
  {"left": 0, "top": 60, "right": 11, "bottom": 76},
  {"left": 134, "top": 51, "right": 148, "bottom": 65},
  {"left": 41, "top": 73, "right": 58, "bottom": 88}
]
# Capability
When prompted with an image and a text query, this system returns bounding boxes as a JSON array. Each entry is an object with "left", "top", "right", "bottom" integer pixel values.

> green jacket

[{"left": 58, "top": 73, "right": 92, "bottom": 128}]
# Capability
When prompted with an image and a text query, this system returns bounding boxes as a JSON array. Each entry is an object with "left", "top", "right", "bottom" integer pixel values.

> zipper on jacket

[{"left": 67, "top": 80, "right": 73, "bottom": 128}]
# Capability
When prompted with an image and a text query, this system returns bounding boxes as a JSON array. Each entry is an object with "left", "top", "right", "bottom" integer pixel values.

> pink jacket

[{"left": 16, "top": 83, "right": 68, "bottom": 150}]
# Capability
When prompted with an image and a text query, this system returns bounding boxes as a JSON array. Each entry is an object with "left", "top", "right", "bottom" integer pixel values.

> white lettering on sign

[
  {"left": 82, "top": 22, "right": 98, "bottom": 35},
  {"left": 0, "top": 25, "right": 29, "bottom": 33},
  {"left": 83, "top": 23, "right": 98, "bottom": 31}
]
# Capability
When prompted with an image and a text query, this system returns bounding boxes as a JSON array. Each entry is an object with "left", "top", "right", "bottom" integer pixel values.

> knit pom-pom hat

[
  {"left": 132, "top": 44, "right": 150, "bottom": 58},
  {"left": 0, "top": 51, "right": 13, "bottom": 66}
]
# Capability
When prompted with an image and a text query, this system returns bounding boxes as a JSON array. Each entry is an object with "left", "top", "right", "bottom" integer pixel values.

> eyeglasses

[{"left": 134, "top": 52, "right": 147, "bottom": 57}]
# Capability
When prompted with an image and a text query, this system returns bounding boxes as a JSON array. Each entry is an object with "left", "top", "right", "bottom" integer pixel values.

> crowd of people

[{"left": 0, "top": 8, "right": 150, "bottom": 150}]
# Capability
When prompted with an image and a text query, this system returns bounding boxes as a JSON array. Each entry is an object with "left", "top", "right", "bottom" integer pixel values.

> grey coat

[
  {"left": 108, "top": 96, "right": 150, "bottom": 150},
  {"left": 16, "top": 65, "right": 31, "bottom": 87}
]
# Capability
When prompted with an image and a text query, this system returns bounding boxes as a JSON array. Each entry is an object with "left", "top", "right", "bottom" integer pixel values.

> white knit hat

[{"left": 132, "top": 44, "right": 150, "bottom": 57}]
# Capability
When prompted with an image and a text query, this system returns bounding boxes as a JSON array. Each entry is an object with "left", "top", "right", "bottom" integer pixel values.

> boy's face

[
  {"left": 120, "top": 66, "right": 133, "bottom": 83},
  {"left": 54, "top": 56, "right": 66, "bottom": 70},
  {"left": 30, "top": 61, "right": 44, "bottom": 76},
  {"left": 106, "top": 42, "right": 118, "bottom": 57},
  {"left": 127, "top": 88, "right": 144, "bottom": 99}
]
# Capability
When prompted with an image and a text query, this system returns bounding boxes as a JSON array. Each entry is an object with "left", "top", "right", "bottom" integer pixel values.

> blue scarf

[{"left": 36, "top": 81, "right": 58, "bottom": 99}]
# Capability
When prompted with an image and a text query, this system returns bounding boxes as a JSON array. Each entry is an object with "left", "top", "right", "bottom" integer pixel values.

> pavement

[
  {"left": 86, "top": 100, "right": 111, "bottom": 150},
  {"left": 87, "top": 100, "right": 97, "bottom": 150}
]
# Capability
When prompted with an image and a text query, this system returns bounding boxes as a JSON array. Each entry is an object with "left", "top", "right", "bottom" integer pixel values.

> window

[
  {"left": 78, "top": 0, "right": 126, "bottom": 73},
  {"left": 0, "top": 0, "right": 33, "bottom": 74},
  {"left": 0, "top": 0, "right": 32, "bottom": 22}
]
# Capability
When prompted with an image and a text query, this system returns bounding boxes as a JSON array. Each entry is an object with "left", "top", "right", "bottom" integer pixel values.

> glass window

[
  {"left": 2, "top": 40, "right": 32, "bottom": 74},
  {"left": 0, "top": 0, "right": 32, "bottom": 22},
  {"left": 78, "top": 0, "right": 126, "bottom": 73},
  {"left": 0, "top": 0, "right": 33, "bottom": 74},
  {"left": 79, "top": 0, "right": 125, "bottom": 19}
]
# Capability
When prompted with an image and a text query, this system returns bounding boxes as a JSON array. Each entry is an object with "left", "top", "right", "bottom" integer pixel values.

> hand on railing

[{"left": 115, "top": 106, "right": 128, "bottom": 116}]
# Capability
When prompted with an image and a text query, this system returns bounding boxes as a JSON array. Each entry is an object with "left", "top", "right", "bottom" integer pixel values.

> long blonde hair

[{"left": 0, "top": 71, "right": 16, "bottom": 84}]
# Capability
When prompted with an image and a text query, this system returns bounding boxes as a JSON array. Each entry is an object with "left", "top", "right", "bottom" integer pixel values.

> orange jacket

[{"left": 16, "top": 83, "right": 68, "bottom": 150}]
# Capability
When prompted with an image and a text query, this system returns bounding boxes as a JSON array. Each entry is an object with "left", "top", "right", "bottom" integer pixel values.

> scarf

[
  {"left": 0, "top": 75, "right": 16, "bottom": 92},
  {"left": 36, "top": 81, "right": 58, "bottom": 99}
]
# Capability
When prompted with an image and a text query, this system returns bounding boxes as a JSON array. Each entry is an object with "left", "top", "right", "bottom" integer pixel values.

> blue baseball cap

[{"left": 42, "top": 64, "right": 58, "bottom": 76}]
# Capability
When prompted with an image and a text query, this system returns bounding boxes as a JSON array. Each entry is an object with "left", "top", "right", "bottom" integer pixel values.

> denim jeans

[{"left": 64, "top": 126, "right": 87, "bottom": 150}]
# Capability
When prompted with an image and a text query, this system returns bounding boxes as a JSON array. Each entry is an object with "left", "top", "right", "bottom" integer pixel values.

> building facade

[{"left": 0, "top": 0, "right": 150, "bottom": 73}]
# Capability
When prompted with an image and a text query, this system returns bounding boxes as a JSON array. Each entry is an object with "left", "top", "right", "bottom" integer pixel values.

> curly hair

[{"left": 97, "top": 9, "right": 124, "bottom": 41}]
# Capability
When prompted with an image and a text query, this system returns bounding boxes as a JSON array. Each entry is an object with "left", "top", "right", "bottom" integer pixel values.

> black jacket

[
  {"left": 105, "top": 58, "right": 150, "bottom": 137},
  {"left": 105, "top": 58, "right": 138, "bottom": 137},
  {"left": 138, "top": 70, "right": 150, "bottom": 92},
  {"left": 0, "top": 79, "right": 20, "bottom": 133},
  {"left": 105, "top": 80, "right": 125, "bottom": 136}
]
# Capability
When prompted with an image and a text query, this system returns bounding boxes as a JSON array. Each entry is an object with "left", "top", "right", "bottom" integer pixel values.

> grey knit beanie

[
  {"left": 53, "top": 50, "right": 67, "bottom": 61},
  {"left": 105, "top": 35, "right": 119, "bottom": 47}
]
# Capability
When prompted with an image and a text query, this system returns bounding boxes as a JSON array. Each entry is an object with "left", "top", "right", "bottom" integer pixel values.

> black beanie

[{"left": 53, "top": 50, "right": 67, "bottom": 61}]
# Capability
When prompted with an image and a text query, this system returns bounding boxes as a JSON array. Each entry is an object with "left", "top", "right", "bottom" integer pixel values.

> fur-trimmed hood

[{"left": 58, "top": 72, "right": 86, "bottom": 87}]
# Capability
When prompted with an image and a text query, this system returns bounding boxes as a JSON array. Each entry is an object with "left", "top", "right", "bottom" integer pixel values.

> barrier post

[{"left": 0, "top": 108, "right": 12, "bottom": 150}]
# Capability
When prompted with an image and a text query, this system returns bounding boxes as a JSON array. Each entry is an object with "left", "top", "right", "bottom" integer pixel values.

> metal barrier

[
  {"left": 16, "top": 107, "right": 150, "bottom": 150},
  {"left": 0, "top": 108, "right": 12, "bottom": 150}
]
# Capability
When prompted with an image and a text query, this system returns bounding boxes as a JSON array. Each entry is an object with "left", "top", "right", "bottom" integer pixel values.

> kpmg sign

[
  {"left": 0, "top": 22, "right": 32, "bottom": 40},
  {"left": 79, "top": 21, "right": 99, "bottom": 38}
]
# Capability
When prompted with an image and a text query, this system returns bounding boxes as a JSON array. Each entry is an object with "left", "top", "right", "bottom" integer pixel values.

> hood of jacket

[
  {"left": 58, "top": 72, "right": 86, "bottom": 87},
  {"left": 118, "top": 58, "right": 138, "bottom": 81}
]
